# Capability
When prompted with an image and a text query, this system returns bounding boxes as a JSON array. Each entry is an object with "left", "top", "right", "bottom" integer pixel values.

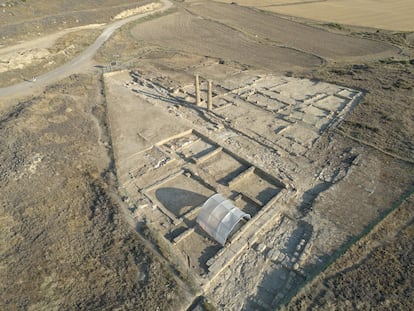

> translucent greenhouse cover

[{"left": 196, "top": 193, "right": 251, "bottom": 246}]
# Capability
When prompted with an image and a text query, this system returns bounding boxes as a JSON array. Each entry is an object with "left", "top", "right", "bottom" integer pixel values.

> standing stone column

[
  {"left": 207, "top": 80, "right": 213, "bottom": 111},
  {"left": 195, "top": 74, "right": 201, "bottom": 106}
]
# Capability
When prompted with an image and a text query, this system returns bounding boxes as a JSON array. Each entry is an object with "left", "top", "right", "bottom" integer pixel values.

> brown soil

[{"left": 1, "top": 0, "right": 413, "bottom": 310}]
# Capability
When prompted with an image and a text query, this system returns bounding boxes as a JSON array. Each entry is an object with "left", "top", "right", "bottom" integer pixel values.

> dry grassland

[
  {"left": 285, "top": 193, "right": 414, "bottom": 310},
  {"left": 1, "top": 0, "right": 413, "bottom": 309},
  {"left": 0, "top": 74, "right": 184, "bottom": 310},
  {"left": 217, "top": 0, "right": 414, "bottom": 31}
]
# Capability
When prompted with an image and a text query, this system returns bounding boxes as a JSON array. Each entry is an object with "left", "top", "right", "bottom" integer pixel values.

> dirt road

[{"left": 0, "top": 0, "right": 172, "bottom": 100}]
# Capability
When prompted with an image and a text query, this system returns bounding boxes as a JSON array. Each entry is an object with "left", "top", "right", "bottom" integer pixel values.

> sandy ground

[{"left": 215, "top": 0, "right": 414, "bottom": 31}]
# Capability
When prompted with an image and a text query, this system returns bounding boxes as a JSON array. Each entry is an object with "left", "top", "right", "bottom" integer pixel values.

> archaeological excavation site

[
  {"left": 1, "top": 0, "right": 413, "bottom": 310},
  {"left": 103, "top": 62, "right": 392, "bottom": 309}
]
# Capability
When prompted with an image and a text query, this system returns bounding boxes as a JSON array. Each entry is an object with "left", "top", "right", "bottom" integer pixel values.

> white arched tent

[{"left": 196, "top": 193, "right": 251, "bottom": 246}]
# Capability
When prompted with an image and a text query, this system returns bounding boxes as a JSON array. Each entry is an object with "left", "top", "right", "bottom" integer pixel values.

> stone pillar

[
  {"left": 207, "top": 80, "right": 213, "bottom": 111},
  {"left": 195, "top": 74, "right": 201, "bottom": 106}
]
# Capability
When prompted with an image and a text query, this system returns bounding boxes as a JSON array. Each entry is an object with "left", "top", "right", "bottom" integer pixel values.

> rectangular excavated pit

[
  {"left": 175, "top": 227, "right": 222, "bottom": 275},
  {"left": 199, "top": 150, "right": 248, "bottom": 186},
  {"left": 230, "top": 169, "right": 284, "bottom": 206},
  {"left": 177, "top": 137, "right": 216, "bottom": 160},
  {"left": 313, "top": 95, "right": 349, "bottom": 112},
  {"left": 129, "top": 128, "right": 287, "bottom": 280},
  {"left": 232, "top": 193, "right": 262, "bottom": 216},
  {"left": 123, "top": 146, "right": 179, "bottom": 190},
  {"left": 147, "top": 172, "right": 215, "bottom": 218}
]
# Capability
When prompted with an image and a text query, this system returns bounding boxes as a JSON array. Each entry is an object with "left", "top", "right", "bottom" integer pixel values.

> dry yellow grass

[{"left": 217, "top": 0, "right": 414, "bottom": 31}]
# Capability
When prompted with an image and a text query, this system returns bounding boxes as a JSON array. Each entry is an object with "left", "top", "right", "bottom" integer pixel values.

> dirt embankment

[{"left": 0, "top": 73, "right": 183, "bottom": 310}]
